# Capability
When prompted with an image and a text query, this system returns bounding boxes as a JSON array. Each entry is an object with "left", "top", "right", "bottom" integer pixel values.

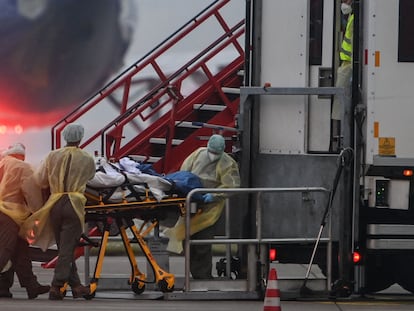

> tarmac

[
  {"left": 3, "top": 255, "right": 414, "bottom": 311},
  {"left": 8, "top": 253, "right": 412, "bottom": 300}
]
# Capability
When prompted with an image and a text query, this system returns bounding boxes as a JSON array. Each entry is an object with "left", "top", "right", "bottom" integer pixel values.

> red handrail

[
  {"left": 51, "top": 0, "right": 244, "bottom": 172},
  {"left": 51, "top": 0, "right": 236, "bottom": 148}
]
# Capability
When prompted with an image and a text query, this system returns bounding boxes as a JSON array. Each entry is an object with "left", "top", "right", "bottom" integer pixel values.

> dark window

[
  {"left": 309, "top": 0, "right": 324, "bottom": 65},
  {"left": 398, "top": 0, "right": 414, "bottom": 62}
]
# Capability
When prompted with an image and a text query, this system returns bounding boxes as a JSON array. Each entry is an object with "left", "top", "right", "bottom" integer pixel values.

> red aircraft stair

[{"left": 52, "top": 0, "right": 245, "bottom": 174}]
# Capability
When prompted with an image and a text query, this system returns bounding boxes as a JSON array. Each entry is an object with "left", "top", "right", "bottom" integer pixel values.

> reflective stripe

[
  {"left": 340, "top": 48, "right": 352, "bottom": 58},
  {"left": 343, "top": 36, "right": 352, "bottom": 45}
]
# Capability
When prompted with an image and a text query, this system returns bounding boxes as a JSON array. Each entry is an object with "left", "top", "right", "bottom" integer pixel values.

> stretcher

[
  {"left": 40, "top": 157, "right": 199, "bottom": 299},
  {"left": 41, "top": 182, "right": 187, "bottom": 299},
  {"left": 82, "top": 185, "right": 186, "bottom": 298}
]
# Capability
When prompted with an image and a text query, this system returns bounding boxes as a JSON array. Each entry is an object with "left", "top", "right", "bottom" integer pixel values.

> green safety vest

[{"left": 340, "top": 13, "right": 354, "bottom": 62}]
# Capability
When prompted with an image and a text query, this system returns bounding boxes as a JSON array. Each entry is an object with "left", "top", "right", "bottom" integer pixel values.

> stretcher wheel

[
  {"left": 158, "top": 279, "right": 174, "bottom": 293},
  {"left": 131, "top": 279, "right": 145, "bottom": 294}
]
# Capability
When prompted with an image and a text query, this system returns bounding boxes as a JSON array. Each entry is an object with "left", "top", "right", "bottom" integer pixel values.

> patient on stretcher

[{"left": 86, "top": 156, "right": 203, "bottom": 203}]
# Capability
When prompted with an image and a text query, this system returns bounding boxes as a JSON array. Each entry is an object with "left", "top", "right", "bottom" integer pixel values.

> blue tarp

[{"left": 165, "top": 171, "right": 204, "bottom": 202}]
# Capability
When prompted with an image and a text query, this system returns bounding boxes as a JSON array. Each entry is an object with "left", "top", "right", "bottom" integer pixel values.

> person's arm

[
  {"left": 34, "top": 156, "right": 50, "bottom": 189},
  {"left": 349, "top": 15, "right": 354, "bottom": 48},
  {"left": 203, "top": 155, "right": 240, "bottom": 203},
  {"left": 180, "top": 149, "right": 198, "bottom": 171},
  {"left": 218, "top": 156, "right": 240, "bottom": 189},
  {"left": 21, "top": 166, "right": 44, "bottom": 213},
  {"left": 85, "top": 155, "right": 96, "bottom": 181}
]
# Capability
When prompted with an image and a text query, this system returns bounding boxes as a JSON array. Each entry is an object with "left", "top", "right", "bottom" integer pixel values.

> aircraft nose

[{"left": 0, "top": 0, "right": 136, "bottom": 126}]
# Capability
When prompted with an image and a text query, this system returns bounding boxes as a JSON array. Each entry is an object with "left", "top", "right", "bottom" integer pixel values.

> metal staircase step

[
  {"left": 175, "top": 121, "right": 238, "bottom": 136},
  {"left": 221, "top": 87, "right": 240, "bottom": 94},
  {"left": 149, "top": 137, "right": 184, "bottom": 145},
  {"left": 129, "top": 155, "right": 162, "bottom": 163},
  {"left": 175, "top": 121, "right": 200, "bottom": 128},
  {"left": 193, "top": 104, "right": 226, "bottom": 111}
]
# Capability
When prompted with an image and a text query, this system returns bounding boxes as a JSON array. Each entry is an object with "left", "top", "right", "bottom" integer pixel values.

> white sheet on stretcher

[
  {"left": 87, "top": 158, "right": 172, "bottom": 202},
  {"left": 120, "top": 157, "right": 172, "bottom": 201},
  {"left": 124, "top": 172, "right": 172, "bottom": 201}
]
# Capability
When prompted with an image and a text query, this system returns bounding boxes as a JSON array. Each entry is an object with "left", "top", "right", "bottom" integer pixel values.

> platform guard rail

[{"left": 184, "top": 187, "right": 331, "bottom": 292}]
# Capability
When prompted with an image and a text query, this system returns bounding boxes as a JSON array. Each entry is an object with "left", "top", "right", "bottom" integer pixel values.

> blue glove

[{"left": 202, "top": 193, "right": 215, "bottom": 203}]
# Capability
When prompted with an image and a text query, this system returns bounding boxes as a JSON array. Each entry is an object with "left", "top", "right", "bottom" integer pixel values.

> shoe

[
  {"left": 71, "top": 284, "right": 90, "bottom": 299},
  {"left": 27, "top": 284, "right": 51, "bottom": 299},
  {"left": 49, "top": 286, "right": 65, "bottom": 300},
  {"left": 0, "top": 289, "right": 12, "bottom": 298}
]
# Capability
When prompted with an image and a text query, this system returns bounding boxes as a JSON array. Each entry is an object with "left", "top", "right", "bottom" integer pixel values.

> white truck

[{"left": 240, "top": 0, "right": 414, "bottom": 296}]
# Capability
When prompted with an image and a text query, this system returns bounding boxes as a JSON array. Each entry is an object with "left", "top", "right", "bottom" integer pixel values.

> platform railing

[{"left": 184, "top": 187, "right": 331, "bottom": 292}]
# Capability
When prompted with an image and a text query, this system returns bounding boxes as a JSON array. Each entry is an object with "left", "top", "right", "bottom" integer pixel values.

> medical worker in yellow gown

[
  {"left": 164, "top": 134, "right": 240, "bottom": 279},
  {"left": 21, "top": 123, "right": 95, "bottom": 300},
  {"left": 0, "top": 143, "right": 50, "bottom": 299}
]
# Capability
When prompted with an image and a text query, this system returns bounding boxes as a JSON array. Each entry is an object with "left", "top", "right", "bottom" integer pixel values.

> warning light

[
  {"left": 353, "top": 251, "right": 361, "bottom": 264},
  {"left": 269, "top": 248, "right": 277, "bottom": 262},
  {"left": 403, "top": 169, "right": 413, "bottom": 177}
]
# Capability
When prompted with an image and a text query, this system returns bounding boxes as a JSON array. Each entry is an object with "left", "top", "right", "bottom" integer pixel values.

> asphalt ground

[{"left": 2, "top": 256, "right": 414, "bottom": 311}]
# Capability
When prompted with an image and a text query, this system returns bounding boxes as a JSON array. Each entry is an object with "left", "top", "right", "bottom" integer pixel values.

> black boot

[
  {"left": 26, "top": 283, "right": 51, "bottom": 299},
  {"left": 0, "top": 269, "right": 13, "bottom": 298},
  {"left": 71, "top": 284, "right": 90, "bottom": 299},
  {"left": 0, "top": 288, "right": 12, "bottom": 298},
  {"left": 49, "top": 286, "right": 65, "bottom": 300}
]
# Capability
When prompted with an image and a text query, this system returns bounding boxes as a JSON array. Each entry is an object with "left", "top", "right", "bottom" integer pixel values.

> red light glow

[
  {"left": 403, "top": 169, "right": 413, "bottom": 177},
  {"left": 353, "top": 251, "right": 361, "bottom": 264},
  {"left": 0, "top": 107, "right": 70, "bottom": 129},
  {"left": 269, "top": 248, "right": 277, "bottom": 262}
]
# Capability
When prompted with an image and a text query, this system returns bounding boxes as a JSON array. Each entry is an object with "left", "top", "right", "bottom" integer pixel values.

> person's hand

[{"left": 203, "top": 193, "right": 215, "bottom": 203}]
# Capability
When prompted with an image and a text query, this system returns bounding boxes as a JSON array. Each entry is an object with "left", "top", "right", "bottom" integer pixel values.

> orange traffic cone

[{"left": 263, "top": 267, "right": 281, "bottom": 311}]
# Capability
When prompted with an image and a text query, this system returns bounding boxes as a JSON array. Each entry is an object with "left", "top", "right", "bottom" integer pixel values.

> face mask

[
  {"left": 341, "top": 3, "right": 352, "bottom": 15},
  {"left": 208, "top": 151, "right": 221, "bottom": 162}
]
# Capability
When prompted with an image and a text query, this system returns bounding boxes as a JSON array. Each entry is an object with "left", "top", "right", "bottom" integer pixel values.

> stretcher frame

[{"left": 82, "top": 187, "right": 186, "bottom": 298}]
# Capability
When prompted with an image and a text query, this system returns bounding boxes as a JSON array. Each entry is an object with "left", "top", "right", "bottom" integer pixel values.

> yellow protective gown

[
  {"left": 20, "top": 147, "right": 95, "bottom": 251},
  {"left": 164, "top": 147, "right": 240, "bottom": 253},
  {"left": 0, "top": 156, "right": 43, "bottom": 226}
]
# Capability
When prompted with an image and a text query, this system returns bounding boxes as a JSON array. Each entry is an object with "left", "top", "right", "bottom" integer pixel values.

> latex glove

[{"left": 202, "top": 193, "right": 215, "bottom": 203}]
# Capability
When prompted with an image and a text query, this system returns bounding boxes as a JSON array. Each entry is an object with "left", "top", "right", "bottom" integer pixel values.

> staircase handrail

[
  {"left": 51, "top": 0, "right": 231, "bottom": 149},
  {"left": 99, "top": 21, "right": 245, "bottom": 158}
]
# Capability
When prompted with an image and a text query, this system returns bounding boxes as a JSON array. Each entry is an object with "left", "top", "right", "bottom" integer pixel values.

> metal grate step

[
  {"left": 193, "top": 104, "right": 226, "bottom": 111},
  {"left": 149, "top": 138, "right": 184, "bottom": 145}
]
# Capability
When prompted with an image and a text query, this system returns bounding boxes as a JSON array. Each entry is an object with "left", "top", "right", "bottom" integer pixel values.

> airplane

[
  {"left": 0, "top": 0, "right": 244, "bottom": 166},
  {"left": 0, "top": 0, "right": 136, "bottom": 128}
]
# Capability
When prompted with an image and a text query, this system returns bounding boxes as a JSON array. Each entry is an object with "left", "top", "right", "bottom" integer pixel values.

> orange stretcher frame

[
  {"left": 39, "top": 185, "right": 186, "bottom": 299},
  {"left": 82, "top": 187, "right": 186, "bottom": 298}
]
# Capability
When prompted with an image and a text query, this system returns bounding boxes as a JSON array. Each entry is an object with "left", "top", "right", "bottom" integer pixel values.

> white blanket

[{"left": 87, "top": 157, "right": 172, "bottom": 202}]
